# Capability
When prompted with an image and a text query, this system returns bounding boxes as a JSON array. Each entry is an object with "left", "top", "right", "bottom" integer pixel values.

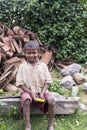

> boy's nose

[{"left": 30, "top": 54, "right": 33, "bottom": 57}]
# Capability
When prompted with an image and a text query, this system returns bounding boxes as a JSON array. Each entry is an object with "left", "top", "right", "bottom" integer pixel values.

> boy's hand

[
  {"left": 39, "top": 93, "right": 45, "bottom": 99},
  {"left": 31, "top": 91, "right": 38, "bottom": 100}
]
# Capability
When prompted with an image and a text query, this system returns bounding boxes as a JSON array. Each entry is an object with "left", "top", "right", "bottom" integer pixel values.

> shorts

[{"left": 20, "top": 91, "right": 51, "bottom": 113}]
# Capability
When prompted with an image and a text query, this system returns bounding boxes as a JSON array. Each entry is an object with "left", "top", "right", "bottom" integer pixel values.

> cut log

[
  {"left": 1, "top": 44, "right": 11, "bottom": 52},
  {"left": 0, "top": 41, "right": 4, "bottom": 47},
  {"left": 6, "top": 28, "right": 14, "bottom": 36},
  {"left": 41, "top": 51, "right": 52, "bottom": 65},
  {"left": 5, "top": 57, "right": 21, "bottom": 64},
  {"left": 13, "top": 26, "right": 20, "bottom": 35},
  {"left": 4, "top": 83, "right": 18, "bottom": 93},
  {"left": 23, "top": 35, "right": 29, "bottom": 42}
]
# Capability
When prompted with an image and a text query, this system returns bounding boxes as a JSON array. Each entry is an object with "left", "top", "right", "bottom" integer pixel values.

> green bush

[{"left": 0, "top": 0, "right": 87, "bottom": 62}]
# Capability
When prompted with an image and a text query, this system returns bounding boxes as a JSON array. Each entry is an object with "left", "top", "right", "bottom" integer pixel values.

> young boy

[{"left": 16, "top": 40, "right": 55, "bottom": 130}]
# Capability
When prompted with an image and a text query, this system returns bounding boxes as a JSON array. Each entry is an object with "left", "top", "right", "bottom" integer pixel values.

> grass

[
  {"left": 0, "top": 113, "right": 87, "bottom": 130},
  {"left": 0, "top": 69, "right": 87, "bottom": 130}
]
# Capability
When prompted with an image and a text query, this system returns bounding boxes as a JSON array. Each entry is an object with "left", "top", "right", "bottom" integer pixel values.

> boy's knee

[
  {"left": 24, "top": 99, "right": 31, "bottom": 106},
  {"left": 47, "top": 96, "right": 55, "bottom": 106}
]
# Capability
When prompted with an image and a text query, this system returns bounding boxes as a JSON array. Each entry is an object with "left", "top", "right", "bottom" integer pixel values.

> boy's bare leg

[
  {"left": 23, "top": 100, "right": 31, "bottom": 130},
  {"left": 47, "top": 97, "right": 55, "bottom": 130}
]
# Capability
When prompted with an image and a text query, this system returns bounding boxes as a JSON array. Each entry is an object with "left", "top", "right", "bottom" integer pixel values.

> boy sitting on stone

[{"left": 16, "top": 40, "right": 55, "bottom": 130}]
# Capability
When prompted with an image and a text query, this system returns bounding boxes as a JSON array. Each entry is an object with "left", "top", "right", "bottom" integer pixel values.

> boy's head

[
  {"left": 24, "top": 40, "right": 39, "bottom": 51},
  {"left": 24, "top": 40, "right": 39, "bottom": 63}
]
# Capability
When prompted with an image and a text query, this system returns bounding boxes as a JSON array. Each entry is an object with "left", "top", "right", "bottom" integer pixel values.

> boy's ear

[{"left": 38, "top": 52, "right": 41, "bottom": 59}]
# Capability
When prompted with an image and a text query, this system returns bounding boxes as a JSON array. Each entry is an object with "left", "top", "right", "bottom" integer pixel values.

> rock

[
  {"left": 79, "top": 103, "right": 87, "bottom": 113},
  {"left": 80, "top": 91, "right": 87, "bottom": 104},
  {"left": 61, "top": 63, "right": 81, "bottom": 76},
  {"left": 54, "top": 97, "right": 80, "bottom": 114},
  {"left": 73, "top": 73, "right": 86, "bottom": 84},
  {"left": 82, "top": 83, "right": 87, "bottom": 91},
  {"left": 51, "top": 92, "right": 80, "bottom": 114},
  {"left": 85, "top": 62, "right": 87, "bottom": 69},
  {"left": 60, "top": 75, "right": 75, "bottom": 89},
  {"left": 72, "top": 86, "right": 79, "bottom": 97},
  {"left": 0, "top": 92, "right": 80, "bottom": 115},
  {"left": 85, "top": 73, "right": 87, "bottom": 81}
]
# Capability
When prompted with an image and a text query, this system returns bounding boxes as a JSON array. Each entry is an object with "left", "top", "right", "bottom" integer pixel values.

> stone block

[{"left": 0, "top": 92, "right": 80, "bottom": 115}]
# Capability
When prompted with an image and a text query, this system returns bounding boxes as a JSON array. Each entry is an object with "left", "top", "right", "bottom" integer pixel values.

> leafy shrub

[
  {"left": 49, "top": 78, "right": 65, "bottom": 95},
  {"left": 0, "top": 0, "right": 87, "bottom": 62},
  {"left": 49, "top": 78, "right": 72, "bottom": 96}
]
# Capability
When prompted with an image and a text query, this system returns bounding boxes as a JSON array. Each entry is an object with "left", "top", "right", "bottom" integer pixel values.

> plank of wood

[
  {"left": 5, "top": 57, "right": 21, "bottom": 64},
  {"left": 0, "top": 78, "right": 8, "bottom": 89},
  {"left": 0, "top": 70, "right": 12, "bottom": 82},
  {"left": 0, "top": 77, "right": 7, "bottom": 84},
  {"left": 12, "top": 39, "right": 20, "bottom": 53},
  {"left": 35, "top": 36, "right": 42, "bottom": 45},
  {"left": 7, "top": 68, "right": 18, "bottom": 83},
  {"left": 18, "top": 40, "right": 22, "bottom": 53},
  {"left": 2, "top": 64, "right": 14, "bottom": 76},
  {"left": 10, "top": 41, "right": 16, "bottom": 52}
]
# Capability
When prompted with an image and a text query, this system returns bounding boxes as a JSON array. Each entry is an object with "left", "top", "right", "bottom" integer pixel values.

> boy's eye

[
  {"left": 33, "top": 52, "right": 36, "bottom": 54},
  {"left": 26, "top": 52, "right": 31, "bottom": 54},
  {"left": 26, "top": 52, "right": 37, "bottom": 54}
]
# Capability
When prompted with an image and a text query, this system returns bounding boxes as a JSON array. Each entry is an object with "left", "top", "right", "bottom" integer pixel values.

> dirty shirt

[{"left": 16, "top": 61, "right": 52, "bottom": 93}]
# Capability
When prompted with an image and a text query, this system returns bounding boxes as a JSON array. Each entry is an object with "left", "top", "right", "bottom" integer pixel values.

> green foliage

[
  {"left": 49, "top": 78, "right": 72, "bottom": 96},
  {"left": 0, "top": 0, "right": 87, "bottom": 62},
  {"left": 0, "top": 104, "right": 22, "bottom": 119},
  {"left": 0, "top": 118, "right": 6, "bottom": 130},
  {"left": 49, "top": 78, "right": 65, "bottom": 95},
  {"left": 50, "top": 70, "right": 72, "bottom": 96}
]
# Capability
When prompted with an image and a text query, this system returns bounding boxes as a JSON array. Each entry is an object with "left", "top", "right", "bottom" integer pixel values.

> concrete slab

[{"left": 0, "top": 92, "right": 80, "bottom": 115}]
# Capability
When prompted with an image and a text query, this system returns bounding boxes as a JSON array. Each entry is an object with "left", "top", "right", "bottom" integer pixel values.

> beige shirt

[{"left": 16, "top": 61, "right": 52, "bottom": 93}]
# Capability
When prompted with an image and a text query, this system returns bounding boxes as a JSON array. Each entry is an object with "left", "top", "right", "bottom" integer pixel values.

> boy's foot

[
  {"left": 25, "top": 125, "right": 31, "bottom": 130},
  {"left": 48, "top": 125, "right": 54, "bottom": 130},
  {"left": 25, "top": 128, "right": 31, "bottom": 130}
]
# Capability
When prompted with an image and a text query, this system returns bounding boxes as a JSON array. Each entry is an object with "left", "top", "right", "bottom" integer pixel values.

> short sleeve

[
  {"left": 16, "top": 65, "right": 24, "bottom": 87},
  {"left": 44, "top": 65, "right": 52, "bottom": 84}
]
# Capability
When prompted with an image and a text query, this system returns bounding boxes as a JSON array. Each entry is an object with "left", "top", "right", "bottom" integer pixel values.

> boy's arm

[
  {"left": 19, "top": 85, "right": 32, "bottom": 94},
  {"left": 39, "top": 65, "right": 52, "bottom": 99},
  {"left": 19, "top": 85, "right": 38, "bottom": 99},
  {"left": 40, "top": 83, "right": 50, "bottom": 99}
]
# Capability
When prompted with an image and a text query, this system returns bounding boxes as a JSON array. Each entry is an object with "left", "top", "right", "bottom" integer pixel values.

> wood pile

[
  {"left": 0, "top": 23, "right": 57, "bottom": 92},
  {"left": 54, "top": 57, "right": 75, "bottom": 72},
  {"left": 0, "top": 23, "right": 74, "bottom": 94}
]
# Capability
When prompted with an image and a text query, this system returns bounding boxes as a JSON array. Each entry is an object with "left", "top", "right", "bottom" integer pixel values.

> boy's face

[{"left": 25, "top": 48, "right": 39, "bottom": 63}]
